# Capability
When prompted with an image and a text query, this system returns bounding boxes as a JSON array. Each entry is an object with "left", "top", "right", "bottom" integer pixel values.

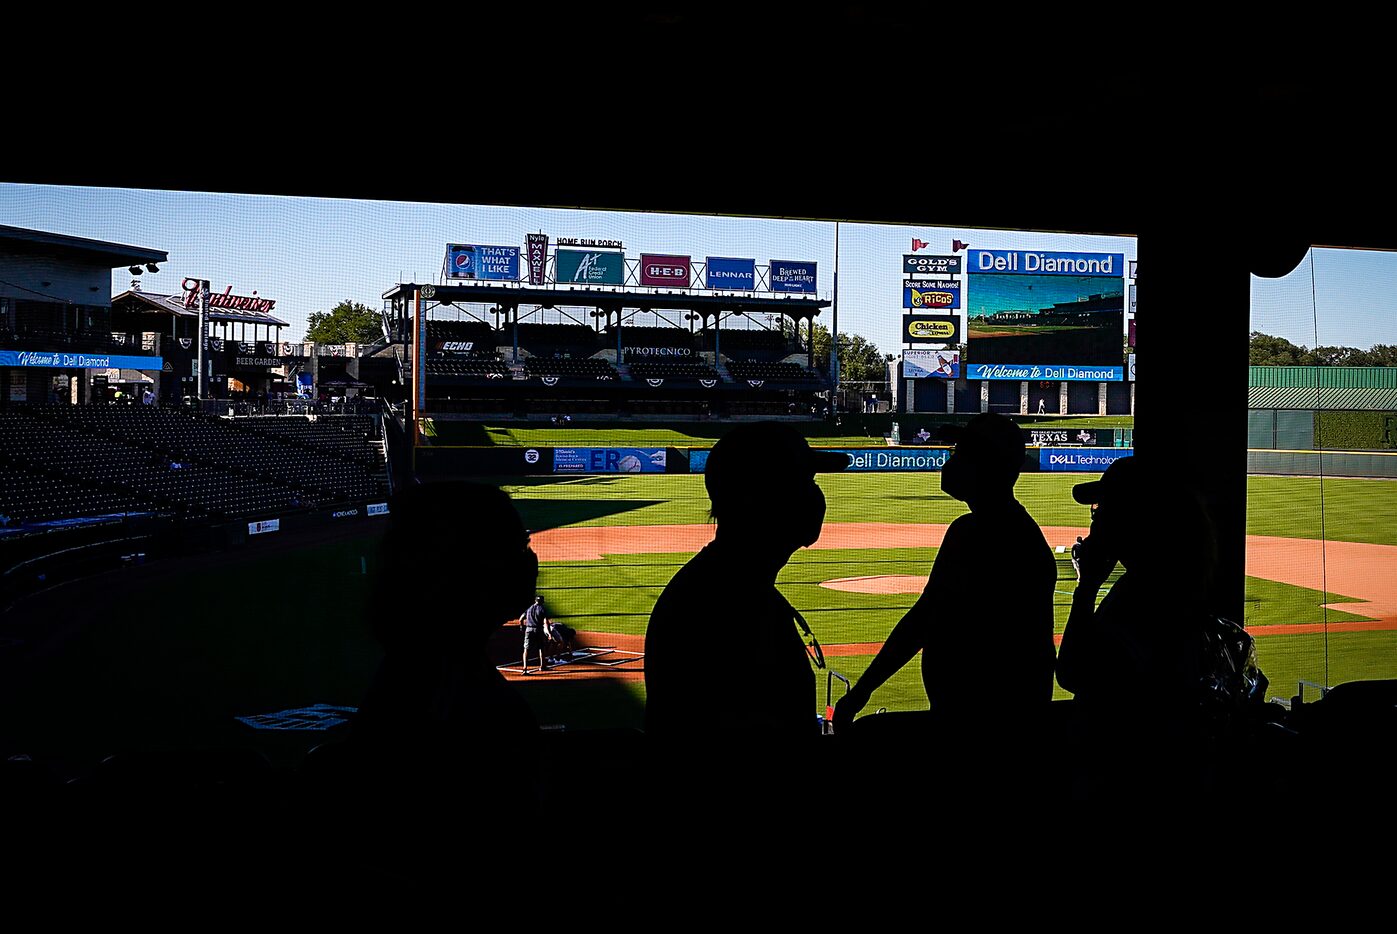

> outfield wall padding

[{"left": 1248, "top": 449, "right": 1397, "bottom": 478}]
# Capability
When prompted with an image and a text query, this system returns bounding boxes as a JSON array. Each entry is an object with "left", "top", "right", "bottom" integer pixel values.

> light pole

[{"left": 196, "top": 279, "right": 210, "bottom": 400}]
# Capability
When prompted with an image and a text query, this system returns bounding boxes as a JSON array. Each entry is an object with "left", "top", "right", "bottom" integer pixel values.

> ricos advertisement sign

[
  {"left": 447, "top": 244, "right": 520, "bottom": 280},
  {"left": 770, "top": 260, "right": 817, "bottom": 293},
  {"left": 639, "top": 254, "right": 692, "bottom": 287},
  {"left": 965, "top": 363, "right": 1123, "bottom": 381},
  {"left": 1039, "top": 448, "right": 1133, "bottom": 472},
  {"left": 903, "top": 315, "right": 961, "bottom": 344},
  {"left": 555, "top": 249, "right": 625, "bottom": 285},
  {"left": 554, "top": 447, "right": 667, "bottom": 473},
  {"left": 705, "top": 257, "right": 756, "bottom": 290},
  {"left": 903, "top": 279, "right": 961, "bottom": 310}
]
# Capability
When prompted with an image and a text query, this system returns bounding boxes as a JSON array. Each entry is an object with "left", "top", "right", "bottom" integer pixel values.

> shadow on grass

[{"left": 512, "top": 498, "right": 669, "bottom": 531}]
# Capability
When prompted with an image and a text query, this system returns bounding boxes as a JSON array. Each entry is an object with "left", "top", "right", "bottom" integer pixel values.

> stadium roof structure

[
  {"left": 382, "top": 282, "right": 830, "bottom": 318},
  {"left": 0, "top": 224, "right": 167, "bottom": 267},
  {"left": 1249, "top": 367, "right": 1397, "bottom": 410},
  {"left": 111, "top": 289, "right": 291, "bottom": 327}
]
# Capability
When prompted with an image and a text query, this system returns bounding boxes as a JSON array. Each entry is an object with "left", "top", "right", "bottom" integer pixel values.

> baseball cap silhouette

[
  {"left": 1072, "top": 455, "right": 1137, "bottom": 507},
  {"left": 704, "top": 422, "right": 848, "bottom": 501},
  {"left": 938, "top": 412, "right": 1026, "bottom": 469}
]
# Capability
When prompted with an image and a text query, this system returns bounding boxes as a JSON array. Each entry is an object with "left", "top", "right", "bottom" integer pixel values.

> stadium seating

[
  {"left": 523, "top": 357, "right": 617, "bottom": 380},
  {"left": 710, "top": 328, "right": 790, "bottom": 359},
  {"left": 725, "top": 360, "right": 823, "bottom": 383},
  {"left": 0, "top": 405, "right": 387, "bottom": 522},
  {"left": 611, "top": 327, "right": 698, "bottom": 351},
  {"left": 0, "top": 461, "right": 143, "bottom": 525},
  {"left": 426, "top": 355, "right": 512, "bottom": 379},
  {"left": 626, "top": 359, "right": 722, "bottom": 381},
  {"left": 515, "top": 323, "right": 598, "bottom": 355},
  {"left": 426, "top": 320, "right": 497, "bottom": 346}
]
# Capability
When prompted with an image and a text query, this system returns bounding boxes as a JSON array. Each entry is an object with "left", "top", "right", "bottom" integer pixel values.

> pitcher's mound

[{"left": 820, "top": 575, "right": 925, "bottom": 594}]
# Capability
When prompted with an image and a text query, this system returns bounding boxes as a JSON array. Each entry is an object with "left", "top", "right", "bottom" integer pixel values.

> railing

[
  {"left": 196, "top": 398, "right": 385, "bottom": 418},
  {"left": 0, "top": 328, "right": 158, "bottom": 355}
]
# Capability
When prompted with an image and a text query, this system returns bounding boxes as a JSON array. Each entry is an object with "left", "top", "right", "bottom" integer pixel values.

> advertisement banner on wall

[
  {"left": 0, "top": 351, "right": 164, "bottom": 370},
  {"left": 1028, "top": 428, "right": 1103, "bottom": 446},
  {"left": 970, "top": 250, "right": 1125, "bottom": 276},
  {"left": 966, "top": 363, "right": 1122, "bottom": 381},
  {"left": 1039, "top": 448, "right": 1133, "bottom": 471},
  {"left": 555, "top": 249, "right": 625, "bottom": 285},
  {"left": 1129, "top": 283, "right": 1136, "bottom": 315},
  {"left": 447, "top": 244, "right": 520, "bottom": 281},
  {"left": 689, "top": 448, "right": 945, "bottom": 473},
  {"left": 705, "top": 257, "right": 756, "bottom": 290},
  {"left": 903, "top": 254, "right": 963, "bottom": 275},
  {"left": 903, "top": 349, "right": 961, "bottom": 379},
  {"left": 903, "top": 315, "right": 962, "bottom": 344},
  {"left": 554, "top": 448, "right": 667, "bottom": 473},
  {"left": 526, "top": 234, "right": 548, "bottom": 285},
  {"left": 1128, "top": 318, "right": 1136, "bottom": 347},
  {"left": 834, "top": 448, "right": 951, "bottom": 472},
  {"left": 639, "top": 254, "right": 692, "bottom": 287},
  {"left": 903, "top": 279, "right": 961, "bottom": 310},
  {"left": 770, "top": 260, "right": 817, "bottom": 293},
  {"left": 1128, "top": 353, "right": 1136, "bottom": 380}
]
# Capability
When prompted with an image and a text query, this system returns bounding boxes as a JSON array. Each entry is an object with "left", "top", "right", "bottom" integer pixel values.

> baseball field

[
  {"left": 4, "top": 464, "right": 1395, "bottom": 766},
  {"left": 496, "top": 470, "right": 1397, "bottom": 728}
]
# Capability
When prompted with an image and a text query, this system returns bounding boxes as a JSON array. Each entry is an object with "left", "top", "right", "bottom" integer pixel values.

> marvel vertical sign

[
  {"left": 639, "top": 254, "right": 691, "bottom": 287},
  {"left": 526, "top": 234, "right": 548, "bottom": 285}
]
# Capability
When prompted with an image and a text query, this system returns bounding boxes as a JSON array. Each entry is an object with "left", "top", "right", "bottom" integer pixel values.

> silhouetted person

[
  {"left": 347, "top": 482, "right": 541, "bottom": 800},
  {"left": 835, "top": 413, "right": 1056, "bottom": 735},
  {"left": 645, "top": 423, "right": 848, "bottom": 739},
  {"left": 1056, "top": 457, "right": 1220, "bottom": 794}
]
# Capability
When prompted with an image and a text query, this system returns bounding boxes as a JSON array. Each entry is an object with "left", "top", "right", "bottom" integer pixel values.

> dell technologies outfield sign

[
  {"left": 639, "top": 254, "right": 691, "bottom": 287},
  {"left": 903, "top": 254, "right": 962, "bottom": 275},
  {"left": 903, "top": 315, "right": 961, "bottom": 343}
]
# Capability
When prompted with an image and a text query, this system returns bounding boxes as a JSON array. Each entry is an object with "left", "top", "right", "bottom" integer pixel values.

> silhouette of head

[
  {"left": 939, "top": 413, "right": 1025, "bottom": 503},
  {"left": 372, "top": 482, "right": 537, "bottom": 650},
  {"left": 1075, "top": 456, "right": 1215, "bottom": 583},
  {"left": 704, "top": 422, "right": 848, "bottom": 550}
]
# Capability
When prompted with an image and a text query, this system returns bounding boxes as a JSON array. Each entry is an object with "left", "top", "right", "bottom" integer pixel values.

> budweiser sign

[{"left": 182, "top": 278, "right": 277, "bottom": 313}]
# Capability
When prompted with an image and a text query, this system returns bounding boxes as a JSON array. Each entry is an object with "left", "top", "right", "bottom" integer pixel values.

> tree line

[{"left": 1251, "top": 331, "right": 1397, "bottom": 367}]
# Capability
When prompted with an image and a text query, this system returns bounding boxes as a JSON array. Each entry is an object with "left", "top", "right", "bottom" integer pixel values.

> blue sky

[
  {"left": 1251, "top": 249, "right": 1397, "bottom": 349},
  {"left": 53, "top": 183, "right": 1397, "bottom": 357}
]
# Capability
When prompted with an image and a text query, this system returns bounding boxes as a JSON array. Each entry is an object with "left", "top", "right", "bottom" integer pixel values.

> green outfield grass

[{"left": 1247, "top": 475, "right": 1397, "bottom": 546}]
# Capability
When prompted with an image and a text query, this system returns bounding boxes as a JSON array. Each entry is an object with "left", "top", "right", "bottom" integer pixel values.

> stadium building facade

[{"left": 0, "top": 225, "right": 167, "bottom": 405}]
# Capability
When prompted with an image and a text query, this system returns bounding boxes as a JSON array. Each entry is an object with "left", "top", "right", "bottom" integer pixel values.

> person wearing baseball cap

[
  {"left": 645, "top": 422, "right": 848, "bottom": 746},
  {"left": 1056, "top": 456, "right": 1225, "bottom": 795},
  {"left": 835, "top": 412, "right": 1057, "bottom": 736}
]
